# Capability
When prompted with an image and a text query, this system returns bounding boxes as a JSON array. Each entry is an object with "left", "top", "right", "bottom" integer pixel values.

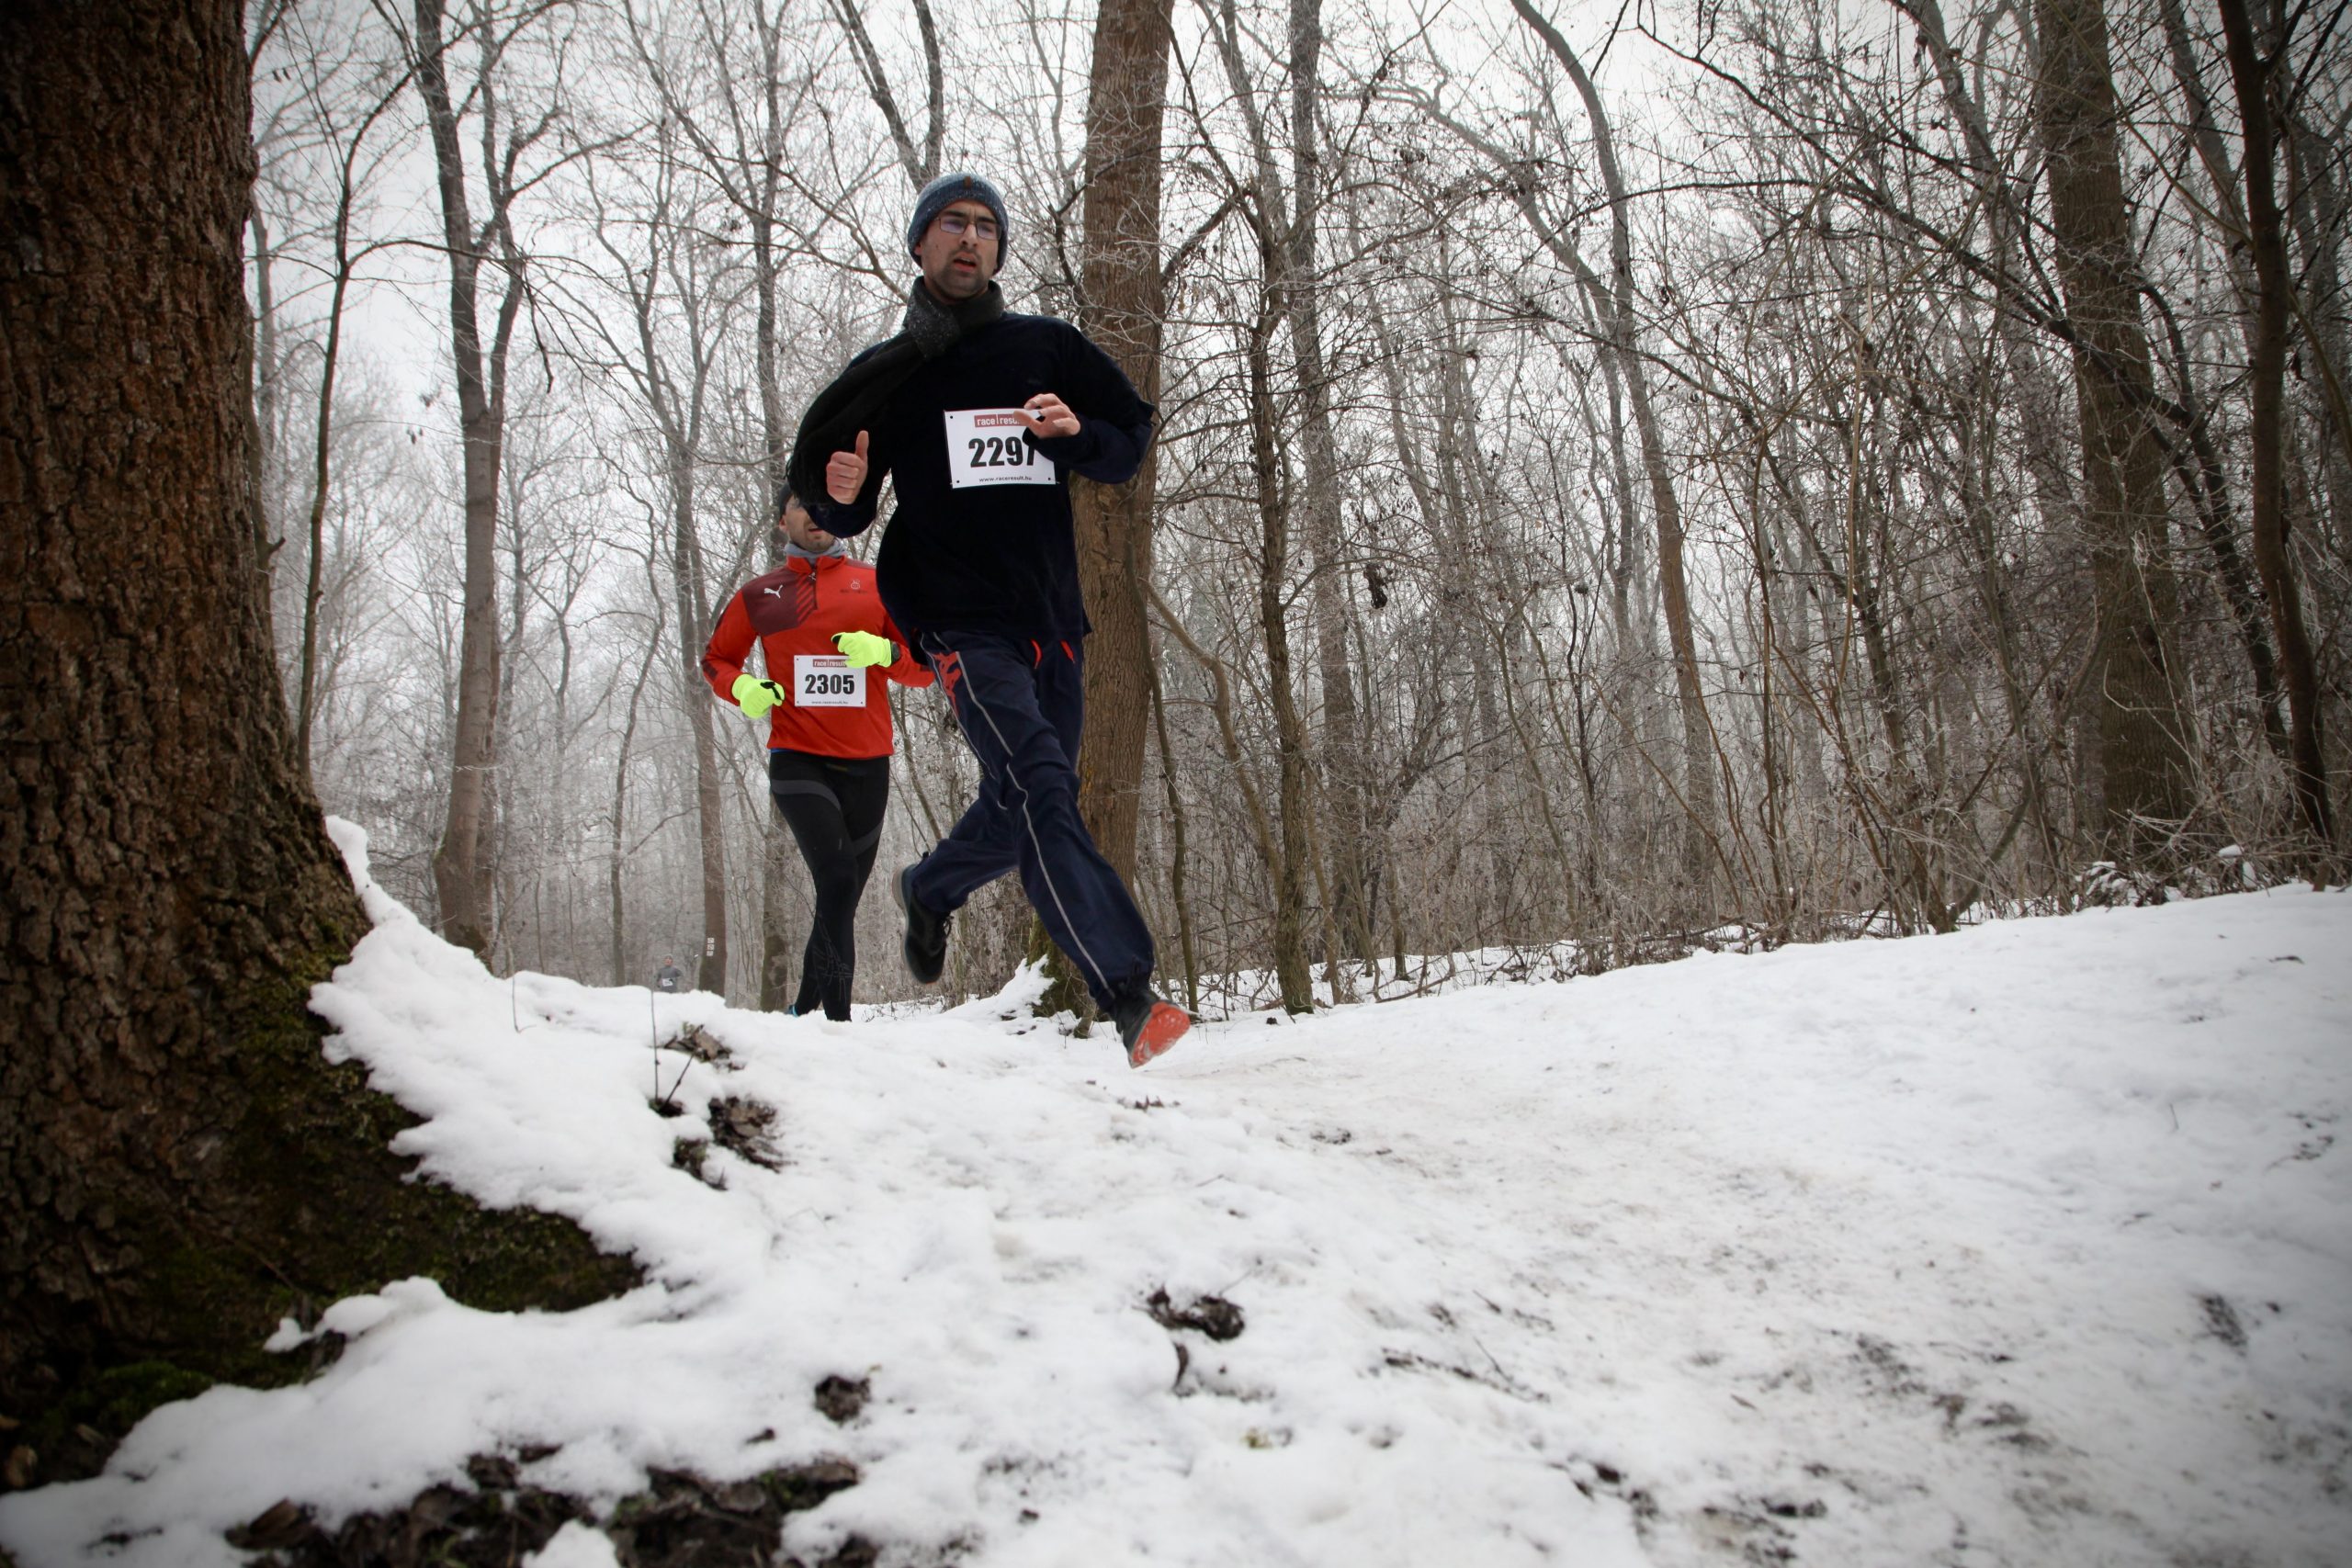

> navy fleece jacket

[{"left": 802, "top": 311, "right": 1155, "bottom": 644}]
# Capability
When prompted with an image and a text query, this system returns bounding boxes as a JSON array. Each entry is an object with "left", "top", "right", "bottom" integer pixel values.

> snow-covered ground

[{"left": 3, "top": 823, "right": 2347, "bottom": 1567}]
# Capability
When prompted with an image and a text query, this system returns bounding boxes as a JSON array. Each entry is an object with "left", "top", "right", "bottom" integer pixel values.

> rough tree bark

[
  {"left": 1029, "top": 0, "right": 1178, "bottom": 1017},
  {"left": 2031, "top": 0, "right": 2196, "bottom": 851},
  {"left": 0, "top": 0, "right": 628, "bottom": 1467},
  {"left": 1071, "top": 0, "right": 1176, "bottom": 881}
]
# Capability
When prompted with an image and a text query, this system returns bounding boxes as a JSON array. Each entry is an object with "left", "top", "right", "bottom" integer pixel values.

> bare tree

[
  {"left": 2218, "top": 0, "right": 2335, "bottom": 862},
  {"left": 239, "top": 0, "right": 2346, "bottom": 1023},
  {"left": 626, "top": 0, "right": 826, "bottom": 1007},
  {"left": 2031, "top": 0, "right": 2196, "bottom": 852},
  {"left": 384, "top": 0, "right": 563, "bottom": 956},
  {"left": 573, "top": 119, "right": 748, "bottom": 995},
  {"left": 259, "top": 13, "right": 414, "bottom": 766},
  {"left": 1069, "top": 0, "right": 1179, "bottom": 887},
  {"left": 828, "top": 0, "right": 944, "bottom": 190}
]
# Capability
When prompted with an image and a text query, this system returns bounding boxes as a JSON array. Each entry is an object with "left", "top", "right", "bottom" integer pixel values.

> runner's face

[
  {"left": 915, "top": 199, "right": 1000, "bottom": 300},
  {"left": 779, "top": 500, "right": 833, "bottom": 551}
]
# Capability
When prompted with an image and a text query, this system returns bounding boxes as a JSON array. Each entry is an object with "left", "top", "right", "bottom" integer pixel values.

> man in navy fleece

[{"left": 797, "top": 172, "right": 1191, "bottom": 1068}]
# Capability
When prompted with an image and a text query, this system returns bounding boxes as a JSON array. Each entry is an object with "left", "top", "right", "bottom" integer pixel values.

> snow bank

[{"left": 2, "top": 823, "right": 2344, "bottom": 1565}]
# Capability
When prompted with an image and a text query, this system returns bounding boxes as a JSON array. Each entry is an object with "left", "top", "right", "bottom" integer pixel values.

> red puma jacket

[{"left": 701, "top": 551, "right": 933, "bottom": 759}]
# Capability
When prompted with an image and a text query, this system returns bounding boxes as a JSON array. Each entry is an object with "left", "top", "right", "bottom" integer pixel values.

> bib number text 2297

[{"left": 944, "top": 408, "right": 1057, "bottom": 489}]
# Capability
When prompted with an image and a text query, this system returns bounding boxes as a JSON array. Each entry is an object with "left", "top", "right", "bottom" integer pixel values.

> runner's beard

[{"left": 931, "top": 253, "right": 988, "bottom": 299}]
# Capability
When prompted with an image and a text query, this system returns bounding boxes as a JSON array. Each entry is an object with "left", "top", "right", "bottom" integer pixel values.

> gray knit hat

[{"left": 907, "top": 172, "right": 1009, "bottom": 264}]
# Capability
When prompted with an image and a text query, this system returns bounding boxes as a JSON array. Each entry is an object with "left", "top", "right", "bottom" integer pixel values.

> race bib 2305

[
  {"left": 944, "top": 408, "right": 1056, "bottom": 489},
  {"left": 793, "top": 654, "right": 865, "bottom": 707}
]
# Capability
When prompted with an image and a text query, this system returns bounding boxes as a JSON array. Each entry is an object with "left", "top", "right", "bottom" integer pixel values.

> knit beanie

[{"left": 906, "top": 172, "right": 1010, "bottom": 265}]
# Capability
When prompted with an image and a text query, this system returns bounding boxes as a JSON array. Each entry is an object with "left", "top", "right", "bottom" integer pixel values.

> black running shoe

[
  {"left": 1111, "top": 989, "right": 1191, "bottom": 1068},
  {"left": 894, "top": 865, "right": 948, "bottom": 985}
]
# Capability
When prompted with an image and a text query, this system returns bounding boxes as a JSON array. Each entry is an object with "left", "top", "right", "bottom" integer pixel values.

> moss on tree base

[
  {"left": 6, "top": 953, "right": 641, "bottom": 1491},
  {"left": 1025, "top": 918, "right": 1095, "bottom": 1022}
]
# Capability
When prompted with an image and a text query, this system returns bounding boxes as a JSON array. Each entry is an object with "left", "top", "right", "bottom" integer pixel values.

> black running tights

[{"left": 768, "top": 749, "right": 891, "bottom": 1021}]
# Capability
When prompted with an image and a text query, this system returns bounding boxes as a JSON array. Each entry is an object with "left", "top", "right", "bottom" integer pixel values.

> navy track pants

[{"left": 907, "top": 630, "right": 1154, "bottom": 1010}]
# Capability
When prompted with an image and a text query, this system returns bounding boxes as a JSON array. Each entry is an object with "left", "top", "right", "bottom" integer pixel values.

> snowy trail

[
  {"left": 1, "top": 836, "right": 2345, "bottom": 1568},
  {"left": 1085, "top": 903, "right": 2352, "bottom": 1566}
]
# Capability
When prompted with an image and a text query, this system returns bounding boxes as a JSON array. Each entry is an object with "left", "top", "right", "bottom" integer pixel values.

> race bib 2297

[{"left": 944, "top": 408, "right": 1056, "bottom": 489}]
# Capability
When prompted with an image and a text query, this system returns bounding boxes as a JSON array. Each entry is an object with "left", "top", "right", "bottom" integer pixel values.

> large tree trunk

[
  {"left": 1035, "top": 0, "right": 1177, "bottom": 1017},
  {"left": 2218, "top": 0, "right": 2335, "bottom": 860},
  {"left": 2031, "top": 0, "right": 2196, "bottom": 852},
  {"left": 1908, "top": 0, "right": 2285, "bottom": 771},
  {"left": 0, "top": 0, "right": 628, "bottom": 1460},
  {"left": 2144, "top": 0, "right": 2291, "bottom": 759},
  {"left": 1070, "top": 0, "right": 1175, "bottom": 883}
]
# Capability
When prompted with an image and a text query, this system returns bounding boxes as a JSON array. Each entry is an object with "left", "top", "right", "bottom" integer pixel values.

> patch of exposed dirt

[
  {"left": 609, "top": 1463, "right": 866, "bottom": 1566},
  {"left": 1145, "top": 1289, "right": 1245, "bottom": 1341},
  {"left": 232, "top": 1450, "right": 867, "bottom": 1568},
  {"left": 813, "top": 1375, "right": 870, "bottom": 1425},
  {"left": 673, "top": 1096, "right": 786, "bottom": 1189},
  {"left": 710, "top": 1096, "right": 785, "bottom": 1170},
  {"left": 667, "top": 1025, "right": 736, "bottom": 1066}
]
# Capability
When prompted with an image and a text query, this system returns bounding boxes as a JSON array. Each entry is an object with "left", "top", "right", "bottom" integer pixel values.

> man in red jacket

[{"left": 703, "top": 494, "right": 933, "bottom": 1020}]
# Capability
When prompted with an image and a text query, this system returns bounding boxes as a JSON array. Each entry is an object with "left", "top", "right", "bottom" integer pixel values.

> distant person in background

[
  {"left": 703, "top": 492, "right": 933, "bottom": 1020},
  {"left": 654, "top": 955, "right": 684, "bottom": 994}
]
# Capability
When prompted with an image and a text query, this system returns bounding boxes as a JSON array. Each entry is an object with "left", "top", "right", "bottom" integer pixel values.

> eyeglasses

[{"left": 933, "top": 211, "right": 1000, "bottom": 241}]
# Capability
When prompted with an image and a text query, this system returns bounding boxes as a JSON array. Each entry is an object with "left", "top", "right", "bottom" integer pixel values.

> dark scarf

[{"left": 785, "top": 279, "right": 1005, "bottom": 511}]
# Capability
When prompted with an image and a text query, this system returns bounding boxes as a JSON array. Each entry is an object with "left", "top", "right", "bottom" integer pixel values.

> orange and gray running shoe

[{"left": 1114, "top": 993, "right": 1191, "bottom": 1068}]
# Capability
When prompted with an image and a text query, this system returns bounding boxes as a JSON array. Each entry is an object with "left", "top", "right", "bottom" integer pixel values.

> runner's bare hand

[
  {"left": 826, "top": 430, "right": 869, "bottom": 503},
  {"left": 1013, "top": 396, "right": 1080, "bottom": 438}
]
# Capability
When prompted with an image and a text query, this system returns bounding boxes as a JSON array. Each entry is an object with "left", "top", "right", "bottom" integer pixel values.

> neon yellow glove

[
  {"left": 732, "top": 672, "right": 786, "bottom": 718},
  {"left": 831, "top": 630, "right": 895, "bottom": 669}
]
